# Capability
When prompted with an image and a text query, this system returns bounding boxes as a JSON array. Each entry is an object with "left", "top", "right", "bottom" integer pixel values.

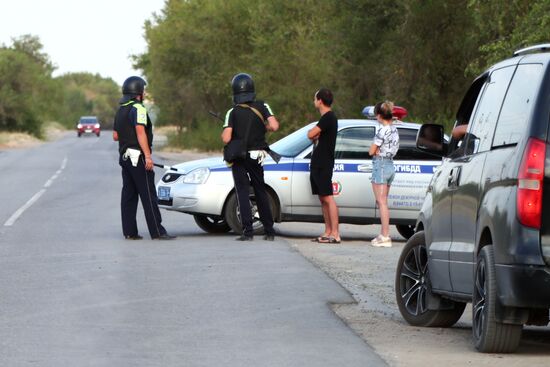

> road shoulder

[{"left": 283, "top": 223, "right": 549, "bottom": 367}]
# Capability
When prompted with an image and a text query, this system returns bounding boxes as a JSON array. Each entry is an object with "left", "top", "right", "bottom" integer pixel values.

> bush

[{"left": 167, "top": 119, "right": 223, "bottom": 152}]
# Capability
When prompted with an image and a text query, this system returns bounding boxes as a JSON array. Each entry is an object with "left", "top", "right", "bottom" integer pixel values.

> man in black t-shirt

[
  {"left": 307, "top": 88, "right": 340, "bottom": 244},
  {"left": 221, "top": 73, "right": 280, "bottom": 241}
]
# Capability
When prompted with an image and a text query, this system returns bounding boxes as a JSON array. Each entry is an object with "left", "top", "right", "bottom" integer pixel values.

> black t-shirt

[
  {"left": 311, "top": 110, "right": 338, "bottom": 168},
  {"left": 223, "top": 100, "right": 274, "bottom": 150}
]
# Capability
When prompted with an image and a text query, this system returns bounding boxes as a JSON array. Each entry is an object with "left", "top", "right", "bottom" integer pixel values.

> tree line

[
  {"left": 0, "top": 35, "right": 119, "bottom": 137},
  {"left": 135, "top": 0, "right": 550, "bottom": 142}
]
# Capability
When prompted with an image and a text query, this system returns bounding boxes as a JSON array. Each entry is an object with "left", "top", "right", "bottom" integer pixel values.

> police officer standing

[
  {"left": 113, "top": 76, "right": 174, "bottom": 240},
  {"left": 221, "top": 73, "right": 279, "bottom": 241}
]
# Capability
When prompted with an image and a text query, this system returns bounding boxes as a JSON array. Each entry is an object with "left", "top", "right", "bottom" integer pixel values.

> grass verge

[{"left": 165, "top": 120, "right": 223, "bottom": 152}]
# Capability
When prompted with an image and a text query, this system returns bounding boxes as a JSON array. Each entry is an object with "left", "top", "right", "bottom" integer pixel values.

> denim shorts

[{"left": 371, "top": 157, "right": 395, "bottom": 185}]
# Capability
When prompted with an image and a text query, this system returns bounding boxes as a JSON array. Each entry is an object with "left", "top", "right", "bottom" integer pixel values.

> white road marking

[
  {"left": 4, "top": 156, "right": 68, "bottom": 227},
  {"left": 4, "top": 190, "right": 46, "bottom": 227}
]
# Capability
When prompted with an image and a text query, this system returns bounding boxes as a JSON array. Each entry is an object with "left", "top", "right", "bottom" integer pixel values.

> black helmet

[
  {"left": 120, "top": 76, "right": 146, "bottom": 103},
  {"left": 231, "top": 73, "right": 255, "bottom": 104}
]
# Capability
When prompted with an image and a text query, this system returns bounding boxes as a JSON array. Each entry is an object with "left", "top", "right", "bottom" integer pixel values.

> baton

[
  {"left": 208, "top": 110, "right": 283, "bottom": 164},
  {"left": 154, "top": 163, "right": 180, "bottom": 171}
]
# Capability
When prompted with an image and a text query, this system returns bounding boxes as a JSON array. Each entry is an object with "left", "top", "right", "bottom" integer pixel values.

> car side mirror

[{"left": 417, "top": 124, "right": 445, "bottom": 156}]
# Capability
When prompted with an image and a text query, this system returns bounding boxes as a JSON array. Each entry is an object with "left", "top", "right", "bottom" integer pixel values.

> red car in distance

[{"left": 77, "top": 116, "right": 100, "bottom": 137}]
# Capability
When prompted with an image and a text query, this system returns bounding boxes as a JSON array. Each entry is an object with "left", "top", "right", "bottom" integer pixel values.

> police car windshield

[{"left": 270, "top": 124, "right": 313, "bottom": 157}]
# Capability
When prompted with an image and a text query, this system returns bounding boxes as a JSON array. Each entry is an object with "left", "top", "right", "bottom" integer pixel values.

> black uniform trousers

[
  {"left": 119, "top": 154, "right": 167, "bottom": 239},
  {"left": 231, "top": 156, "right": 275, "bottom": 237}
]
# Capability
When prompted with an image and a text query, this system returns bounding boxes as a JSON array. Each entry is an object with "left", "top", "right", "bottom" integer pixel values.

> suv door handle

[{"left": 448, "top": 167, "right": 462, "bottom": 188}]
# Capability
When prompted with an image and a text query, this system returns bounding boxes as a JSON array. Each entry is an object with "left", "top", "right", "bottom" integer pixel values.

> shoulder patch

[{"left": 133, "top": 103, "right": 147, "bottom": 125}]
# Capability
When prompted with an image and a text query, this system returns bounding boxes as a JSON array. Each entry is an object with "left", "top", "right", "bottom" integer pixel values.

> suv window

[
  {"left": 394, "top": 128, "right": 440, "bottom": 161},
  {"left": 492, "top": 64, "right": 543, "bottom": 147},
  {"left": 464, "top": 66, "right": 515, "bottom": 155},
  {"left": 334, "top": 127, "right": 375, "bottom": 160}
]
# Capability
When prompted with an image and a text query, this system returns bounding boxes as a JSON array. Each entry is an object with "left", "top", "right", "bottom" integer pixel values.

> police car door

[
  {"left": 290, "top": 126, "right": 376, "bottom": 219},
  {"left": 332, "top": 126, "right": 377, "bottom": 219},
  {"left": 385, "top": 127, "right": 442, "bottom": 222}
]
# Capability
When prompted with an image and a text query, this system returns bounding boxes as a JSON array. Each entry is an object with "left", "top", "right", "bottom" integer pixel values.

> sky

[{"left": 0, "top": 0, "right": 166, "bottom": 85}]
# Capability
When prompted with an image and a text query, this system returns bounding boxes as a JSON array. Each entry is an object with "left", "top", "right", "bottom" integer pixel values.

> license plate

[
  {"left": 85, "top": 129, "right": 92, "bottom": 133},
  {"left": 158, "top": 186, "right": 171, "bottom": 200}
]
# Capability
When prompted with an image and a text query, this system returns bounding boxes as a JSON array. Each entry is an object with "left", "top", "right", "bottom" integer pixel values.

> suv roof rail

[{"left": 513, "top": 44, "right": 550, "bottom": 57}]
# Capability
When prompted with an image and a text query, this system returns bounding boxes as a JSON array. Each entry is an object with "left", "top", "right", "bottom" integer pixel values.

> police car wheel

[
  {"left": 193, "top": 215, "right": 231, "bottom": 234},
  {"left": 396, "top": 224, "right": 415, "bottom": 240},
  {"left": 224, "top": 191, "right": 276, "bottom": 235},
  {"left": 395, "top": 231, "right": 466, "bottom": 327}
]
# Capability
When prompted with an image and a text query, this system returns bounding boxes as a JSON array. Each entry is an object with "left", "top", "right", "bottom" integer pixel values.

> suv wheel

[
  {"left": 224, "top": 191, "right": 276, "bottom": 235},
  {"left": 473, "top": 245, "right": 522, "bottom": 352},
  {"left": 396, "top": 224, "right": 415, "bottom": 239},
  {"left": 396, "top": 231, "right": 466, "bottom": 327},
  {"left": 193, "top": 215, "right": 231, "bottom": 234}
]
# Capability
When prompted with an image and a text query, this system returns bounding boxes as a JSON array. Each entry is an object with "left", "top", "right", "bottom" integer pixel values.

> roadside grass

[
  {"left": 165, "top": 120, "right": 222, "bottom": 152},
  {"left": 42, "top": 121, "right": 68, "bottom": 140},
  {"left": 0, "top": 131, "right": 41, "bottom": 149},
  {"left": 0, "top": 121, "right": 68, "bottom": 149}
]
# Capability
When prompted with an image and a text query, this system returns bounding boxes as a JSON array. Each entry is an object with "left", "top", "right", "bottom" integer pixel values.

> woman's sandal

[
  {"left": 311, "top": 236, "right": 330, "bottom": 242},
  {"left": 318, "top": 236, "right": 341, "bottom": 244}
]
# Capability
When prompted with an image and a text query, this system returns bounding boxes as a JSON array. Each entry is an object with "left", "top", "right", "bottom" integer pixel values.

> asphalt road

[{"left": 0, "top": 133, "right": 386, "bottom": 366}]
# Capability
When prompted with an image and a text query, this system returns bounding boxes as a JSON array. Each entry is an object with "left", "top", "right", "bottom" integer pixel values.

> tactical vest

[{"left": 114, "top": 100, "right": 153, "bottom": 155}]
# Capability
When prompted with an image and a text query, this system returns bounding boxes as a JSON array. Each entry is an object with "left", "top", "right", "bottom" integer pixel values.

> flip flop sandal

[
  {"left": 318, "top": 237, "right": 341, "bottom": 244},
  {"left": 311, "top": 236, "right": 330, "bottom": 242}
]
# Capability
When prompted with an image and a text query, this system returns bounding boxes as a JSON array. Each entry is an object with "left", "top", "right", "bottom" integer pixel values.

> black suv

[{"left": 395, "top": 44, "right": 550, "bottom": 353}]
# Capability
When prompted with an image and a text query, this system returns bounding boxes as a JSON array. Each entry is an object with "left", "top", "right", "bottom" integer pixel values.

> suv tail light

[{"left": 517, "top": 138, "right": 546, "bottom": 229}]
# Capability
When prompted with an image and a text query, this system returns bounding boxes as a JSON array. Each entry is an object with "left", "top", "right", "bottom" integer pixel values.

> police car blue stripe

[{"left": 210, "top": 162, "right": 439, "bottom": 174}]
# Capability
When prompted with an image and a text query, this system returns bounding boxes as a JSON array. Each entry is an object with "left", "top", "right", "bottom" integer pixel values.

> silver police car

[{"left": 156, "top": 111, "right": 443, "bottom": 239}]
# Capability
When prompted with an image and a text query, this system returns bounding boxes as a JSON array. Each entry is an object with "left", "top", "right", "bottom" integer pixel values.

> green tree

[
  {"left": 54, "top": 72, "right": 120, "bottom": 129},
  {"left": 0, "top": 35, "right": 57, "bottom": 136},
  {"left": 468, "top": 0, "right": 550, "bottom": 74}
]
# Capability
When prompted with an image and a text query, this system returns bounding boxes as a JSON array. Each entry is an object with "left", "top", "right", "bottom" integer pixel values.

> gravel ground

[{"left": 278, "top": 222, "right": 550, "bottom": 367}]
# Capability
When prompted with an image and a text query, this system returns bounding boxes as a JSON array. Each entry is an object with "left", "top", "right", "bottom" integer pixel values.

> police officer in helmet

[
  {"left": 113, "top": 76, "right": 174, "bottom": 240},
  {"left": 221, "top": 73, "right": 280, "bottom": 241}
]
